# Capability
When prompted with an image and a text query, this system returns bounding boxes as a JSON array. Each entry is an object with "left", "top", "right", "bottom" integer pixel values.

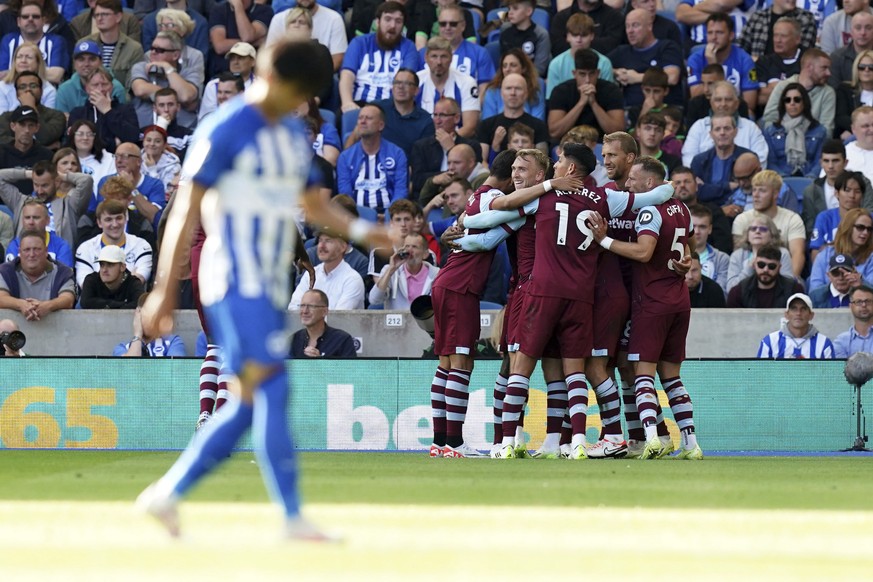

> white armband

[
  {"left": 600, "top": 236, "right": 614, "bottom": 250},
  {"left": 543, "top": 179, "right": 552, "bottom": 191}
]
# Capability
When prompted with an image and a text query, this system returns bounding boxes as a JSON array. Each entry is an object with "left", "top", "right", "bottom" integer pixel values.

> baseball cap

[
  {"left": 73, "top": 40, "right": 100, "bottom": 58},
  {"left": 10, "top": 106, "right": 38, "bottom": 123},
  {"left": 227, "top": 42, "right": 256, "bottom": 59},
  {"left": 97, "top": 245, "right": 126, "bottom": 264},
  {"left": 786, "top": 293, "right": 813, "bottom": 310},
  {"left": 829, "top": 253, "right": 856, "bottom": 272}
]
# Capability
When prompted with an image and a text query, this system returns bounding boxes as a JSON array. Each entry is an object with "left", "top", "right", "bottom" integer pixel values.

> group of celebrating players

[{"left": 427, "top": 132, "right": 704, "bottom": 461}]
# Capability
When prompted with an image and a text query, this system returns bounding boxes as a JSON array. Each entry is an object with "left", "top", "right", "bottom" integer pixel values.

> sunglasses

[
  {"left": 749, "top": 225, "right": 769, "bottom": 233},
  {"left": 854, "top": 223, "right": 873, "bottom": 233},
  {"left": 438, "top": 20, "right": 462, "bottom": 27},
  {"left": 150, "top": 46, "right": 175, "bottom": 54},
  {"left": 756, "top": 261, "right": 779, "bottom": 271},
  {"left": 859, "top": 64, "right": 873, "bottom": 71},
  {"left": 783, "top": 96, "right": 802, "bottom": 104}
]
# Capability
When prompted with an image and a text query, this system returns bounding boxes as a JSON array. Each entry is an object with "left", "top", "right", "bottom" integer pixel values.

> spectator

[
  {"left": 546, "top": 13, "right": 614, "bottom": 99},
  {"left": 809, "top": 171, "right": 866, "bottom": 262},
  {"left": 81, "top": 0, "right": 145, "bottom": 89},
  {"left": 75, "top": 197, "right": 153, "bottom": 287},
  {"left": 802, "top": 139, "right": 873, "bottom": 238},
  {"left": 809, "top": 253, "right": 864, "bottom": 308},
  {"left": 683, "top": 82, "right": 768, "bottom": 168},
  {"left": 740, "top": 0, "right": 816, "bottom": 60},
  {"left": 0, "top": 229, "right": 75, "bottom": 320},
  {"left": 687, "top": 250, "right": 726, "bottom": 308},
  {"left": 52, "top": 147, "right": 84, "bottom": 198},
  {"left": 685, "top": 63, "right": 751, "bottom": 129},
  {"left": 0, "top": 204, "right": 12, "bottom": 252},
  {"left": 808, "top": 208, "right": 873, "bottom": 290},
  {"left": 481, "top": 48, "right": 545, "bottom": 121},
  {"left": 732, "top": 169, "right": 807, "bottom": 277},
  {"left": 478, "top": 73, "right": 549, "bottom": 162},
  {"left": 498, "top": 0, "right": 550, "bottom": 77},
  {"left": 623, "top": 0, "right": 683, "bottom": 48},
  {"left": 690, "top": 114, "right": 753, "bottom": 194},
  {"left": 0, "top": 1, "right": 69, "bottom": 85},
  {"left": 369, "top": 232, "right": 440, "bottom": 310},
  {"left": 4, "top": 198, "right": 73, "bottom": 267},
  {"left": 339, "top": 1, "right": 419, "bottom": 111},
  {"left": 78, "top": 173, "right": 158, "bottom": 250},
  {"left": 626, "top": 67, "right": 670, "bottom": 129},
  {"left": 721, "top": 152, "right": 801, "bottom": 214},
  {"left": 302, "top": 196, "right": 369, "bottom": 282},
  {"left": 129, "top": 30, "right": 202, "bottom": 129},
  {"left": 141, "top": 3, "right": 210, "bottom": 60},
  {"left": 0, "top": 106, "right": 54, "bottom": 193},
  {"left": 676, "top": 0, "right": 750, "bottom": 51},
  {"left": 141, "top": 124, "right": 180, "bottom": 195},
  {"left": 71, "top": 0, "right": 142, "bottom": 44},
  {"left": 114, "top": 292, "right": 186, "bottom": 357},
  {"left": 372, "top": 68, "right": 434, "bottom": 157},
  {"left": 846, "top": 105, "right": 873, "bottom": 186},
  {"left": 416, "top": 37, "right": 479, "bottom": 139},
  {"left": 834, "top": 283, "right": 873, "bottom": 357},
  {"left": 422, "top": 175, "right": 470, "bottom": 242},
  {"left": 551, "top": 0, "right": 624, "bottom": 58},
  {"left": 266, "top": 0, "right": 347, "bottom": 72},
  {"left": 763, "top": 83, "right": 826, "bottom": 178},
  {"left": 275, "top": 10, "right": 333, "bottom": 108},
  {"left": 727, "top": 215, "right": 794, "bottom": 292},
  {"left": 418, "top": 143, "right": 485, "bottom": 209},
  {"left": 635, "top": 111, "right": 680, "bottom": 177},
  {"left": 755, "top": 17, "right": 804, "bottom": 113},
  {"left": 836, "top": 50, "right": 873, "bottom": 141},
  {"left": 16, "top": 0, "right": 76, "bottom": 50},
  {"left": 67, "top": 68, "right": 139, "bottom": 153},
  {"left": 821, "top": 0, "right": 873, "bottom": 54},
  {"left": 608, "top": 8, "right": 683, "bottom": 109},
  {"left": 149, "top": 88, "right": 194, "bottom": 160},
  {"left": 672, "top": 164, "right": 732, "bottom": 253},
  {"left": 687, "top": 14, "right": 757, "bottom": 115},
  {"left": 830, "top": 11, "right": 873, "bottom": 89},
  {"left": 0, "top": 161, "right": 92, "bottom": 250},
  {"left": 69, "top": 119, "right": 115, "bottom": 199},
  {"left": 79, "top": 244, "right": 145, "bottom": 308},
  {"left": 409, "top": 0, "right": 478, "bottom": 52},
  {"left": 336, "top": 103, "right": 407, "bottom": 217},
  {"left": 726, "top": 243, "right": 804, "bottom": 308},
  {"left": 55, "top": 40, "right": 127, "bottom": 114},
  {"left": 297, "top": 97, "right": 340, "bottom": 167},
  {"left": 689, "top": 203, "right": 730, "bottom": 294},
  {"left": 367, "top": 197, "right": 419, "bottom": 284},
  {"left": 762, "top": 48, "right": 835, "bottom": 137},
  {"left": 0, "top": 318, "right": 24, "bottom": 356},
  {"left": 288, "top": 229, "right": 366, "bottom": 311},
  {"left": 207, "top": 0, "right": 272, "bottom": 76},
  {"left": 198, "top": 71, "right": 244, "bottom": 122},
  {"left": 409, "top": 96, "right": 480, "bottom": 195},
  {"left": 0, "top": 43, "right": 57, "bottom": 115},
  {"left": 290, "top": 289, "right": 357, "bottom": 358},
  {"left": 547, "top": 49, "right": 625, "bottom": 143},
  {"left": 92, "top": 143, "right": 165, "bottom": 229},
  {"left": 426, "top": 3, "right": 494, "bottom": 95},
  {"left": 0, "top": 71, "right": 65, "bottom": 148},
  {"left": 757, "top": 293, "right": 835, "bottom": 359}
]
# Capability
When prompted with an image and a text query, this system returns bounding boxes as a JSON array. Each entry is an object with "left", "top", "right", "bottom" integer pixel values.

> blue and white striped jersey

[
  {"left": 757, "top": 328, "right": 835, "bottom": 359},
  {"left": 183, "top": 97, "right": 319, "bottom": 310},
  {"left": 341, "top": 34, "right": 420, "bottom": 103}
]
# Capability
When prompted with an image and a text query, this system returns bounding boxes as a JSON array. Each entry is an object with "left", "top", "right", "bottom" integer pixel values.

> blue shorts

[{"left": 204, "top": 291, "right": 289, "bottom": 374}]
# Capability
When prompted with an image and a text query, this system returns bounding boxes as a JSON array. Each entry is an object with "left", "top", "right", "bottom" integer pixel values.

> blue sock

[
  {"left": 163, "top": 396, "right": 253, "bottom": 496},
  {"left": 252, "top": 370, "right": 300, "bottom": 518}
]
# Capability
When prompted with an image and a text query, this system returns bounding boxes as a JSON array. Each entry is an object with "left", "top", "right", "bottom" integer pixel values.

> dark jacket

[
  {"left": 689, "top": 275, "right": 726, "bottom": 308},
  {"left": 409, "top": 133, "right": 482, "bottom": 195},
  {"left": 727, "top": 274, "right": 803, "bottom": 308},
  {"left": 692, "top": 145, "right": 753, "bottom": 205},
  {"left": 79, "top": 270, "right": 145, "bottom": 309},
  {"left": 67, "top": 100, "right": 140, "bottom": 154},
  {"left": 290, "top": 325, "right": 357, "bottom": 358}
]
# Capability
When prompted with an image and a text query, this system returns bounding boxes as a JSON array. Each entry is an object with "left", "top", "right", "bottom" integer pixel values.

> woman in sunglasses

[
  {"left": 835, "top": 50, "right": 873, "bottom": 141},
  {"left": 808, "top": 208, "right": 873, "bottom": 290},
  {"left": 726, "top": 215, "right": 794, "bottom": 293},
  {"left": 763, "top": 82, "right": 826, "bottom": 178}
]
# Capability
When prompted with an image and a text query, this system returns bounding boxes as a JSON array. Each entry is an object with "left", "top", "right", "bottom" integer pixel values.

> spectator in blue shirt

[
  {"left": 290, "top": 289, "right": 357, "bottom": 358},
  {"left": 373, "top": 67, "right": 434, "bottom": 156},
  {"left": 337, "top": 103, "right": 408, "bottom": 217},
  {"left": 0, "top": 3, "right": 69, "bottom": 85},
  {"left": 809, "top": 171, "right": 866, "bottom": 262},
  {"left": 835, "top": 284, "right": 873, "bottom": 357},
  {"left": 114, "top": 292, "right": 186, "bottom": 357},
  {"left": 4, "top": 198, "right": 72, "bottom": 267}
]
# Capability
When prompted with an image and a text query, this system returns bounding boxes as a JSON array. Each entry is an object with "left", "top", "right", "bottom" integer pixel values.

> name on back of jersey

[
  {"left": 554, "top": 188, "right": 601, "bottom": 203},
  {"left": 665, "top": 203, "right": 685, "bottom": 216}
]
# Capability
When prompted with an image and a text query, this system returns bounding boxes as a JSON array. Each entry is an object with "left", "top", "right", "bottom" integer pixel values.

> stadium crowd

[{"left": 0, "top": 0, "right": 872, "bottom": 367}]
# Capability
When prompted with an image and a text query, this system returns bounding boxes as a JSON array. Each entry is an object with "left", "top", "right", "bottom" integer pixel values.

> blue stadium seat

[
  {"left": 485, "top": 41, "right": 501, "bottom": 70},
  {"left": 469, "top": 8, "right": 482, "bottom": 43},
  {"left": 594, "top": 142, "right": 603, "bottom": 162},
  {"left": 480, "top": 301, "right": 503, "bottom": 310},
  {"left": 783, "top": 176, "right": 813, "bottom": 196},
  {"left": 341, "top": 108, "right": 360, "bottom": 147},
  {"left": 532, "top": 8, "right": 550, "bottom": 30},
  {"left": 367, "top": 303, "right": 384, "bottom": 310},
  {"left": 319, "top": 108, "right": 336, "bottom": 129},
  {"left": 356, "top": 204, "right": 378, "bottom": 223},
  {"left": 657, "top": 9, "right": 677, "bottom": 22}
]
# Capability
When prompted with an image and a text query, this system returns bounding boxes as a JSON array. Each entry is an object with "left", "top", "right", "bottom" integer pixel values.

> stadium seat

[
  {"left": 356, "top": 204, "right": 378, "bottom": 223},
  {"left": 485, "top": 41, "right": 501, "bottom": 69},
  {"left": 367, "top": 303, "right": 384, "bottom": 310},
  {"left": 319, "top": 108, "right": 336, "bottom": 129},
  {"left": 531, "top": 8, "right": 550, "bottom": 30},
  {"left": 341, "top": 109, "right": 360, "bottom": 147},
  {"left": 690, "top": 44, "right": 705, "bottom": 55},
  {"left": 783, "top": 176, "right": 813, "bottom": 196},
  {"left": 480, "top": 301, "right": 503, "bottom": 310},
  {"left": 469, "top": 8, "right": 482, "bottom": 43},
  {"left": 594, "top": 143, "right": 603, "bottom": 162},
  {"left": 657, "top": 9, "right": 677, "bottom": 22}
]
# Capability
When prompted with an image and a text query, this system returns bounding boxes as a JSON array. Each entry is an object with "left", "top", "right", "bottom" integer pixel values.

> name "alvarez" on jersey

[{"left": 554, "top": 188, "right": 601, "bottom": 203}]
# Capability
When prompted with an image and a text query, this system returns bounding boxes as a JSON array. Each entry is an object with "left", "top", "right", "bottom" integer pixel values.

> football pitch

[{"left": 1, "top": 451, "right": 872, "bottom": 581}]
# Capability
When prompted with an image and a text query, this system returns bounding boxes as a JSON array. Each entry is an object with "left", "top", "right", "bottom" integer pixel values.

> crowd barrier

[{"left": 0, "top": 358, "right": 857, "bottom": 452}]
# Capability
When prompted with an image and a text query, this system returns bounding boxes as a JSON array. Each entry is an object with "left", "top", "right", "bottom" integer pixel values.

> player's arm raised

[{"left": 588, "top": 211, "right": 658, "bottom": 263}]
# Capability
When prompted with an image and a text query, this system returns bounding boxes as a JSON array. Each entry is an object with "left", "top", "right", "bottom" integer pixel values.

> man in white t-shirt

[
  {"left": 265, "top": 0, "right": 347, "bottom": 71},
  {"left": 288, "top": 229, "right": 365, "bottom": 310},
  {"left": 846, "top": 105, "right": 873, "bottom": 186}
]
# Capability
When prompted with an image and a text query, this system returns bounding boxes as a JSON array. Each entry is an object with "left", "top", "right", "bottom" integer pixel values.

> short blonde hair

[
  {"left": 751, "top": 169, "right": 783, "bottom": 191},
  {"left": 516, "top": 148, "right": 550, "bottom": 173},
  {"left": 285, "top": 7, "right": 313, "bottom": 28},
  {"left": 156, "top": 8, "right": 195, "bottom": 37}
]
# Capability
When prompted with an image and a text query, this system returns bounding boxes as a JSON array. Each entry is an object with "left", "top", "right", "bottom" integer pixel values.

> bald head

[
  {"left": 0, "top": 319, "right": 19, "bottom": 334},
  {"left": 626, "top": 8, "right": 655, "bottom": 47},
  {"left": 447, "top": 143, "right": 477, "bottom": 177},
  {"left": 734, "top": 152, "right": 762, "bottom": 176},
  {"left": 501, "top": 73, "right": 528, "bottom": 111}
]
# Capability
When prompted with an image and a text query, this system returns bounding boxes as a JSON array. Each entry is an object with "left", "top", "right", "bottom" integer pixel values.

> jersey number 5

[
  {"left": 555, "top": 203, "right": 597, "bottom": 251},
  {"left": 666, "top": 228, "right": 686, "bottom": 271}
]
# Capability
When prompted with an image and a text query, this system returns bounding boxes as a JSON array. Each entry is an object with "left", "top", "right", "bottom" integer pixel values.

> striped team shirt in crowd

[
  {"left": 341, "top": 34, "right": 420, "bottom": 103},
  {"left": 757, "top": 328, "right": 835, "bottom": 359}
]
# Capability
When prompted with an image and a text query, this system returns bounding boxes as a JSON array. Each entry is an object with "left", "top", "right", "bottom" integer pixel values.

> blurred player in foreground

[{"left": 136, "top": 39, "right": 390, "bottom": 539}]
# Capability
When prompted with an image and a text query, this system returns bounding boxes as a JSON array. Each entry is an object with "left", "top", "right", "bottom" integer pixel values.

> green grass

[{"left": 1, "top": 451, "right": 872, "bottom": 511}]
